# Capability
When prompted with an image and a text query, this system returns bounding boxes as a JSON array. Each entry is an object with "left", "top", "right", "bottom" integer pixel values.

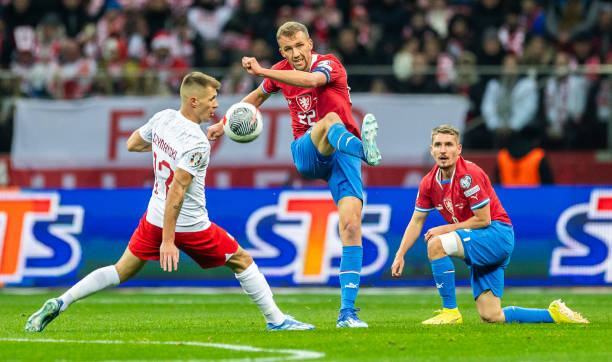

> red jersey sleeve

[
  {"left": 312, "top": 58, "right": 342, "bottom": 84},
  {"left": 415, "top": 178, "right": 435, "bottom": 212},
  {"left": 260, "top": 78, "right": 279, "bottom": 94},
  {"left": 461, "top": 170, "right": 491, "bottom": 211}
]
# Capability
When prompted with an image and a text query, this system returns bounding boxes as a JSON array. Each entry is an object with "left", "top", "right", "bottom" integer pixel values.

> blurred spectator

[
  {"left": 403, "top": 10, "right": 437, "bottom": 49},
  {"left": 476, "top": 28, "right": 505, "bottom": 83},
  {"left": 58, "top": 0, "right": 91, "bottom": 38},
  {"left": 423, "top": 35, "right": 454, "bottom": 90},
  {"left": 187, "top": 0, "right": 235, "bottom": 43},
  {"left": 124, "top": 11, "right": 149, "bottom": 60},
  {"left": 48, "top": 39, "right": 97, "bottom": 99},
  {"left": 144, "top": 0, "right": 171, "bottom": 42},
  {"left": 471, "top": 0, "right": 505, "bottom": 36},
  {"left": 36, "top": 13, "right": 64, "bottom": 63},
  {"left": 9, "top": 26, "right": 37, "bottom": 96},
  {"left": 446, "top": 14, "right": 474, "bottom": 60},
  {"left": 395, "top": 52, "right": 443, "bottom": 93},
  {"left": 521, "top": 34, "right": 554, "bottom": 66},
  {"left": 481, "top": 54, "right": 538, "bottom": 148},
  {"left": 140, "top": 31, "right": 188, "bottom": 94},
  {"left": 544, "top": 52, "right": 590, "bottom": 149},
  {"left": 334, "top": 27, "right": 370, "bottom": 91},
  {"left": 1, "top": 0, "right": 41, "bottom": 66},
  {"left": 498, "top": 7, "right": 526, "bottom": 56},
  {"left": 591, "top": 4, "right": 611, "bottom": 61},
  {"left": 495, "top": 127, "right": 554, "bottom": 186},
  {"left": 546, "top": 0, "right": 600, "bottom": 45},
  {"left": 425, "top": 0, "right": 454, "bottom": 38},
  {"left": 0, "top": 18, "right": 7, "bottom": 67},
  {"left": 520, "top": 0, "right": 546, "bottom": 35}
]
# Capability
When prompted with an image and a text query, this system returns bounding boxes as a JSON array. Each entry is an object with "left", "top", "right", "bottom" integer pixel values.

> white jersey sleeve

[
  {"left": 177, "top": 146, "right": 210, "bottom": 176},
  {"left": 138, "top": 112, "right": 163, "bottom": 143}
]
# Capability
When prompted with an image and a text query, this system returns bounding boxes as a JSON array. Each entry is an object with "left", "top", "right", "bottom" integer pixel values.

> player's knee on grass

[
  {"left": 427, "top": 237, "right": 447, "bottom": 261},
  {"left": 225, "top": 248, "right": 254, "bottom": 274},
  {"left": 479, "top": 308, "right": 505, "bottom": 323}
]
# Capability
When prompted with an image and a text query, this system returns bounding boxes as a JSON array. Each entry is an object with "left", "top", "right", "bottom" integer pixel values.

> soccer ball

[{"left": 223, "top": 102, "right": 263, "bottom": 143}]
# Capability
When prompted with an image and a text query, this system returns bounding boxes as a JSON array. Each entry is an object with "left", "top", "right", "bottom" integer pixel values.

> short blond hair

[
  {"left": 276, "top": 21, "right": 309, "bottom": 40},
  {"left": 431, "top": 125, "right": 460, "bottom": 143},
  {"left": 180, "top": 71, "right": 220, "bottom": 98}
]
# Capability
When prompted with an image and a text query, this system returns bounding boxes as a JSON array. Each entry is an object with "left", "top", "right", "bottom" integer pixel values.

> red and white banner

[{"left": 11, "top": 95, "right": 468, "bottom": 188}]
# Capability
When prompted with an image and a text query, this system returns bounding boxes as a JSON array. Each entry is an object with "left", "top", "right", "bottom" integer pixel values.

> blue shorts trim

[
  {"left": 455, "top": 221, "right": 515, "bottom": 299},
  {"left": 291, "top": 130, "right": 363, "bottom": 204}
]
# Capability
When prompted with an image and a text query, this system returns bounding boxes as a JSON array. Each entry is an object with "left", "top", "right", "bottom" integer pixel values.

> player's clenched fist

[{"left": 242, "top": 57, "right": 262, "bottom": 76}]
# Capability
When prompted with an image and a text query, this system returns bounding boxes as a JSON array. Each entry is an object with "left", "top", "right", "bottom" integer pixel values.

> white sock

[
  {"left": 59, "top": 265, "right": 120, "bottom": 312},
  {"left": 235, "top": 263, "right": 285, "bottom": 325}
]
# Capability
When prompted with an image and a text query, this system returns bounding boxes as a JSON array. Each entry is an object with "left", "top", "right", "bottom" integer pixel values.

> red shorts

[{"left": 128, "top": 215, "right": 239, "bottom": 269}]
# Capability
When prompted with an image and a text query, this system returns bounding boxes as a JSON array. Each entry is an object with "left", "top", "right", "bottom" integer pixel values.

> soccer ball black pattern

[{"left": 223, "top": 102, "right": 263, "bottom": 143}]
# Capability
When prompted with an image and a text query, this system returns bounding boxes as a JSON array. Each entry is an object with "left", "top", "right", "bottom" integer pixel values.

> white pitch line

[{"left": 0, "top": 338, "right": 325, "bottom": 362}]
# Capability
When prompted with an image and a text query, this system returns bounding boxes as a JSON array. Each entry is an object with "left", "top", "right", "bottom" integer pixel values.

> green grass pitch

[{"left": 0, "top": 288, "right": 609, "bottom": 361}]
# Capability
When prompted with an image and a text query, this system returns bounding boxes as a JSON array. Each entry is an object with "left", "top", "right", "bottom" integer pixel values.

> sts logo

[
  {"left": 551, "top": 190, "right": 612, "bottom": 283},
  {"left": 0, "top": 191, "right": 83, "bottom": 284},
  {"left": 244, "top": 191, "right": 390, "bottom": 284}
]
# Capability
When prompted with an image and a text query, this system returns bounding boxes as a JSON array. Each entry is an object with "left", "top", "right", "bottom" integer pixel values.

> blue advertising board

[{"left": 1, "top": 187, "right": 611, "bottom": 287}]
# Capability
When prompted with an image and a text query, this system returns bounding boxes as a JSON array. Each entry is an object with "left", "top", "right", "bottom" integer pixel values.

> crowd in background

[{"left": 0, "top": 0, "right": 610, "bottom": 153}]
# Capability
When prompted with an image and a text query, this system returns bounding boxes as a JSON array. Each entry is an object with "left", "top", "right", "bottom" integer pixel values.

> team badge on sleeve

[
  {"left": 460, "top": 175, "right": 472, "bottom": 190},
  {"left": 188, "top": 151, "right": 205, "bottom": 168}
]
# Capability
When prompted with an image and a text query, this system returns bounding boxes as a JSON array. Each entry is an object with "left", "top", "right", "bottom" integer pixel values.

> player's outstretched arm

[
  {"left": 126, "top": 130, "right": 152, "bottom": 152},
  {"left": 391, "top": 211, "right": 428, "bottom": 277},
  {"left": 161, "top": 168, "right": 193, "bottom": 272},
  {"left": 242, "top": 56, "right": 327, "bottom": 88}
]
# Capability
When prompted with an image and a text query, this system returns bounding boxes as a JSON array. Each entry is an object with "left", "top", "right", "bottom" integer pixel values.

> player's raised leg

[
  {"left": 25, "top": 248, "right": 145, "bottom": 332},
  {"left": 226, "top": 248, "right": 314, "bottom": 331},
  {"left": 310, "top": 112, "right": 381, "bottom": 166},
  {"left": 335, "top": 196, "right": 368, "bottom": 328},
  {"left": 422, "top": 233, "right": 462, "bottom": 325}
]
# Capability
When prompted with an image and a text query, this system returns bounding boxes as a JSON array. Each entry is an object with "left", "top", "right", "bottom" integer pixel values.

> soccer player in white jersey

[{"left": 25, "top": 72, "right": 314, "bottom": 332}]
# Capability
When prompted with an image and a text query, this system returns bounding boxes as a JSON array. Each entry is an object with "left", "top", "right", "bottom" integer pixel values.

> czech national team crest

[{"left": 296, "top": 94, "right": 313, "bottom": 112}]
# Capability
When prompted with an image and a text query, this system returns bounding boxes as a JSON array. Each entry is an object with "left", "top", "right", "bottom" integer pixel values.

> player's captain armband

[
  {"left": 313, "top": 60, "right": 333, "bottom": 83},
  {"left": 464, "top": 185, "right": 481, "bottom": 197}
]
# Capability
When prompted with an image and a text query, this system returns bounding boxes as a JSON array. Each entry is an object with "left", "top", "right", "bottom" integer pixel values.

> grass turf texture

[{"left": 0, "top": 289, "right": 609, "bottom": 361}]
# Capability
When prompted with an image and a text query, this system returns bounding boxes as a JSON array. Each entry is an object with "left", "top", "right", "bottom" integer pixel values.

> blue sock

[
  {"left": 339, "top": 246, "right": 363, "bottom": 310},
  {"left": 327, "top": 123, "right": 365, "bottom": 161},
  {"left": 503, "top": 306, "right": 554, "bottom": 323},
  {"left": 430, "top": 256, "right": 457, "bottom": 309}
]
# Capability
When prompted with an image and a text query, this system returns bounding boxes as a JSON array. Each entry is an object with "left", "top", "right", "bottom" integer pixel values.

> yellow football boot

[
  {"left": 548, "top": 299, "right": 589, "bottom": 324},
  {"left": 422, "top": 308, "right": 463, "bottom": 325}
]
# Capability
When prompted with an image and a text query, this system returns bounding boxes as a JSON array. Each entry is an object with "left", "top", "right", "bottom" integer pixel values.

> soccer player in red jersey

[
  {"left": 391, "top": 125, "right": 588, "bottom": 324},
  {"left": 25, "top": 72, "right": 313, "bottom": 332},
  {"left": 208, "top": 21, "right": 381, "bottom": 328}
]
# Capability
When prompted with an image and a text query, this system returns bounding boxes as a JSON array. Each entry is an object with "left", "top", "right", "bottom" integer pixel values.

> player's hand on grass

[
  {"left": 207, "top": 120, "right": 225, "bottom": 141},
  {"left": 242, "top": 57, "right": 263, "bottom": 76},
  {"left": 424, "top": 225, "right": 453, "bottom": 242},
  {"left": 391, "top": 256, "right": 405, "bottom": 278},
  {"left": 160, "top": 241, "right": 179, "bottom": 272}
]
